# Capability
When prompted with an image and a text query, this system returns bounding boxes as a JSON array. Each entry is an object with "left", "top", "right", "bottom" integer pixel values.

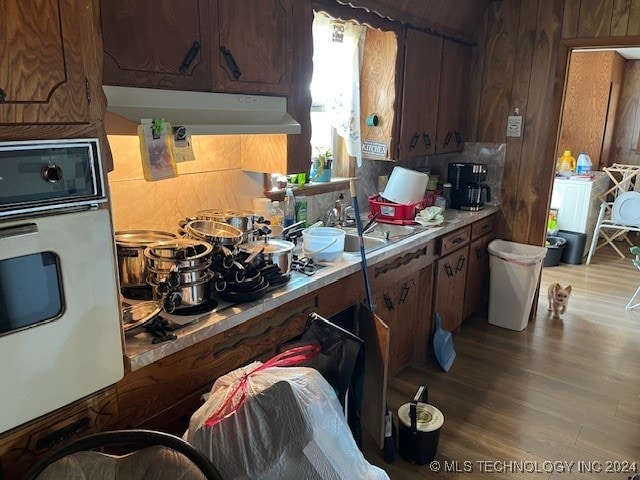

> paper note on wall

[{"left": 138, "top": 118, "right": 178, "bottom": 181}]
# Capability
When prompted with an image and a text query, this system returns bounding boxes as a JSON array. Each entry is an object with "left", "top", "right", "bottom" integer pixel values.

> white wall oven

[{"left": 0, "top": 139, "right": 123, "bottom": 434}]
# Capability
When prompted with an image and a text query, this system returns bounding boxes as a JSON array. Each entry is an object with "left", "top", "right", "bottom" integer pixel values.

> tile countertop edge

[{"left": 124, "top": 206, "right": 500, "bottom": 371}]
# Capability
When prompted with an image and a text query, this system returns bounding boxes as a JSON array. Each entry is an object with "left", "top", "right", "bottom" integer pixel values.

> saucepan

[{"left": 241, "top": 239, "right": 295, "bottom": 276}]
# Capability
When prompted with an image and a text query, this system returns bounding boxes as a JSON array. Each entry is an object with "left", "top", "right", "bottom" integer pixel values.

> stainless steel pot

[
  {"left": 147, "top": 258, "right": 212, "bottom": 285},
  {"left": 149, "top": 270, "right": 213, "bottom": 309},
  {"left": 144, "top": 238, "right": 213, "bottom": 262},
  {"left": 185, "top": 219, "right": 243, "bottom": 246},
  {"left": 242, "top": 239, "right": 294, "bottom": 276},
  {"left": 195, "top": 209, "right": 266, "bottom": 243},
  {"left": 115, "top": 230, "right": 177, "bottom": 288}
]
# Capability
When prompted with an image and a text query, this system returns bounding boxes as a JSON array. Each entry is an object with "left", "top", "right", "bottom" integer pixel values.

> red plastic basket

[{"left": 368, "top": 190, "right": 439, "bottom": 225}]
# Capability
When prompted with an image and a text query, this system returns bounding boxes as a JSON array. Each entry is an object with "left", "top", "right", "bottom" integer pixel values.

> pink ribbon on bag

[{"left": 204, "top": 343, "right": 321, "bottom": 428}]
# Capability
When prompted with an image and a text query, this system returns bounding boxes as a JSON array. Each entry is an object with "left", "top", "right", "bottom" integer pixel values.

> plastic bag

[{"left": 185, "top": 345, "right": 388, "bottom": 480}]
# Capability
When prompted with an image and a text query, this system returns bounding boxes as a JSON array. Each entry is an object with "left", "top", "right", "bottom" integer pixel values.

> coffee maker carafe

[{"left": 448, "top": 163, "right": 492, "bottom": 211}]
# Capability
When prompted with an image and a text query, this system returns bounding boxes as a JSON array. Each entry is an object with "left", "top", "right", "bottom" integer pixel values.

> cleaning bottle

[
  {"left": 576, "top": 152, "right": 592, "bottom": 175},
  {"left": 295, "top": 195, "right": 308, "bottom": 226},
  {"left": 556, "top": 150, "right": 576, "bottom": 177},
  {"left": 283, "top": 188, "right": 296, "bottom": 227}
]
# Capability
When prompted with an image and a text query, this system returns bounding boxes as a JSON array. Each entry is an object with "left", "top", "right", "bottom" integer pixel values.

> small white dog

[{"left": 547, "top": 282, "right": 572, "bottom": 319}]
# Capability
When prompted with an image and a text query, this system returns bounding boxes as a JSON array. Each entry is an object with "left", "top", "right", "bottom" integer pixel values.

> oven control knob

[{"left": 42, "top": 164, "right": 63, "bottom": 183}]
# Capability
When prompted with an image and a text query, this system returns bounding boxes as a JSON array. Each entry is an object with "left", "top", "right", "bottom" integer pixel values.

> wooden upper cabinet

[
  {"left": 398, "top": 29, "right": 443, "bottom": 159},
  {"left": 101, "top": 0, "right": 213, "bottom": 91},
  {"left": 435, "top": 39, "right": 471, "bottom": 154},
  {"left": 0, "top": 0, "right": 89, "bottom": 124},
  {"left": 212, "top": 0, "right": 292, "bottom": 95}
]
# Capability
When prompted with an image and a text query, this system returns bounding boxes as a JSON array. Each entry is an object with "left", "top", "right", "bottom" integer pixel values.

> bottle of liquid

[
  {"left": 295, "top": 195, "right": 308, "bottom": 226},
  {"left": 576, "top": 152, "right": 592, "bottom": 175},
  {"left": 283, "top": 188, "right": 296, "bottom": 227},
  {"left": 556, "top": 150, "right": 576, "bottom": 177},
  {"left": 270, "top": 201, "right": 284, "bottom": 226}
]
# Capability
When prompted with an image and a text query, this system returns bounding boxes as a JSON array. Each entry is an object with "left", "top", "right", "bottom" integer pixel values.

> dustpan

[{"left": 433, "top": 313, "right": 456, "bottom": 372}]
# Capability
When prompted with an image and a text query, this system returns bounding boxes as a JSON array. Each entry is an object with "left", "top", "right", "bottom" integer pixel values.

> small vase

[{"left": 315, "top": 167, "right": 332, "bottom": 183}]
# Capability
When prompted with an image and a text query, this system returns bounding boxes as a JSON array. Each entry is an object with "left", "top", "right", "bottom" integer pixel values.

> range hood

[{"left": 103, "top": 85, "right": 301, "bottom": 135}]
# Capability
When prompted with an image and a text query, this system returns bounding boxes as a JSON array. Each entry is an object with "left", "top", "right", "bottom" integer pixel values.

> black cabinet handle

[
  {"left": 0, "top": 88, "right": 5, "bottom": 103},
  {"left": 220, "top": 45, "right": 242, "bottom": 79},
  {"left": 452, "top": 236, "right": 464, "bottom": 245},
  {"left": 409, "top": 133, "right": 419, "bottom": 151},
  {"left": 455, "top": 131, "right": 462, "bottom": 145},
  {"left": 455, "top": 256, "right": 465, "bottom": 273},
  {"left": 445, "top": 263, "right": 453, "bottom": 278},
  {"left": 422, "top": 132, "right": 431, "bottom": 148},
  {"left": 179, "top": 41, "right": 201, "bottom": 74},
  {"left": 36, "top": 417, "right": 91, "bottom": 449},
  {"left": 383, "top": 294, "right": 394, "bottom": 311},
  {"left": 443, "top": 131, "right": 452, "bottom": 147},
  {"left": 476, "top": 246, "right": 483, "bottom": 260},
  {"left": 399, "top": 283, "right": 410, "bottom": 304}
]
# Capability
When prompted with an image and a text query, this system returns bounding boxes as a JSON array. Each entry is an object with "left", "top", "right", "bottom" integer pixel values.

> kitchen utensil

[
  {"left": 397, "top": 385, "right": 444, "bottom": 465},
  {"left": 382, "top": 166, "right": 429, "bottom": 205},
  {"left": 242, "top": 239, "right": 294, "bottom": 276},
  {"left": 362, "top": 212, "right": 380, "bottom": 235},
  {"left": 433, "top": 312, "right": 456, "bottom": 372},
  {"left": 115, "top": 230, "right": 178, "bottom": 289},
  {"left": 301, "top": 227, "right": 345, "bottom": 262},
  {"left": 185, "top": 219, "right": 243, "bottom": 246},
  {"left": 122, "top": 301, "right": 163, "bottom": 337},
  {"left": 145, "top": 238, "right": 212, "bottom": 261},
  {"left": 350, "top": 179, "right": 394, "bottom": 462}
]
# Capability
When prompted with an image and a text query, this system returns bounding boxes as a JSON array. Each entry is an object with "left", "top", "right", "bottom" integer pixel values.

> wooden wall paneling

[
  {"left": 287, "top": 0, "right": 313, "bottom": 175},
  {"left": 628, "top": 0, "right": 640, "bottom": 34},
  {"left": 556, "top": 52, "right": 616, "bottom": 167},
  {"left": 562, "top": 0, "right": 581, "bottom": 38},
  {"left": 601, "top": 52, "right": 626, "bottom": 167},
  {"left": 477, "top": 0, "right": 520, "bottom": 143},
  {"left": 577, "top": 0, "right": 615, "bottom": 37},
  {"left": 516, "top": 0, "right": 564, "bottom": 246},
  {"left": 466, "top": 4, "right": 489, "bottom": 142},
  {"left": 611, "top": 0, "right": 632, "bottom": 36},
  {"left": 611, "top": 61, "right": 640, "bottom": 165}
]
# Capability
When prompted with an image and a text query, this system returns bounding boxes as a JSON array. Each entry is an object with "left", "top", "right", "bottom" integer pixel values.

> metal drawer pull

[
  {"left": 409, "top": 133, "right": 419, "bottom": 150},
  {"left": 399, "top": 283, "right": 410, "bottom": 303},
  {"left": 445, "top": 263, "right": 453, "bottom": 277},
  {"left": 179, "top": 41, "right": 201, "bottom": 74},
  {"left": 452, "top": 236, "right": 464, "bottom": 244},
  {"left": 422, "top": 132, "right": 431, "bottom": 148},
  {"left": 220, "top": 46, "right": 242, "bottom": 79},
  {"left": 0, "top": 223, "right": 38, "bottom": 239},
  {"left": 383, "top": 294, "right": 394, "bottom": 310},
  {"left": 476, "top": 246, "right": 483, "bottom": 259},
  {"left": 0, "top": 88, "right": 6, "bottom": 102},
  {"left": 36, "top": 416, "right": 90, "bottom": 449},
  {"left": 455, "top": 256, "right": 465, "bottom": 272}
]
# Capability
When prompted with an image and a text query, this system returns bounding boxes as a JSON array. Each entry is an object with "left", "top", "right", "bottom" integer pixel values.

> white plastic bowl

[
  {"left": 383, "top": 166, "right": 429, "bottom": 204},
  {"left": 301, "top": 227, "right": 345, "bottom": 262}
]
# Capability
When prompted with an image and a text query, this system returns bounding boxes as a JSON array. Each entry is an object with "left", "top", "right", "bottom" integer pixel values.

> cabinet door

[
  {"left": 0, "top": 0, "right": 89, "bottom": 124},
  {"left": 101, "top": 0, "right": 213, "bottom": 91},
  {"left": 398, "top": 30, "right": 442, "bottom": 159},
  {"left": 434, "top": 247, "right": 469, "bottom": 331},
  {"left": 435, "top": 40, "right": 471, "bottom": 154},
  {"left": 463, "top": 235, "right": 490, "bottom": 319},
  {"left": 212, "top": 0, "right": 292, "bottom": 95}
]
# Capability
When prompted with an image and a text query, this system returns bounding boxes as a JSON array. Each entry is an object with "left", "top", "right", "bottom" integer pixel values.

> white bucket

[
  {"left": 382, "top": 166, "right": 429, "bottom": 204},
  {"left": 302, "top": 227, "right": 345, "bottom": 262}
]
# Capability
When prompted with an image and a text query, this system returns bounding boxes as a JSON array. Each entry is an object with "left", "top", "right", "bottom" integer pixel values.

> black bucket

[
  {"left": 543, "top": 236, "right": 566, "bottom": 267},
  {"left": 398, "top": 385, "right": 444, "bottom": 465}
]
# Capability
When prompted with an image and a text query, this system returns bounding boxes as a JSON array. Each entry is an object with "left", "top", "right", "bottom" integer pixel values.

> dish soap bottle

[
  {"left": 270, "top": 201, "right": 284, "bottom": 226},
  {"left": 283, "top": 188, "right": 296, "bottom": 227},
  {"left": 556, "top": 150, "right": 576, "bottom": 177},
  {"left": 576, "top": 152, "right": 592, "bottom": 175}
]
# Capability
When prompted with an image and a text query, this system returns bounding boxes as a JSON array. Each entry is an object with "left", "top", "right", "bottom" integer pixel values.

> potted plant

[{"left": 310, "top": 147, "right": 333, "bottom": 183}]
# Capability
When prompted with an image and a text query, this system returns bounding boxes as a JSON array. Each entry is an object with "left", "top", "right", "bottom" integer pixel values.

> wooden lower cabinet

[
  {"left": 463, "top": 233, "right": 494, "bottom": 320},
  {"left": 0, "top": 388, "right": 119, "bottom": 480},
  {"left": 433, "top": 246, "right": 469, "bottom": 331}
]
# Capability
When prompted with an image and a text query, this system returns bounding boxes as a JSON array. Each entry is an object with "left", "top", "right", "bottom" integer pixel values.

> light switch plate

[{"left": 507, "top": 115, "right": 522, "bottom": 137}]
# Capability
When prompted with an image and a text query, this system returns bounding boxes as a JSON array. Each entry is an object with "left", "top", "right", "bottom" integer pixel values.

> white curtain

[{"left": 311, "top": 14, "right": 366, "bottom": 167}]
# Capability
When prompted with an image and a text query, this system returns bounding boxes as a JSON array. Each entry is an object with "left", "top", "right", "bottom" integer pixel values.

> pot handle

[{"left": 410, "top": 384, "right": 429, "bottom": 435}]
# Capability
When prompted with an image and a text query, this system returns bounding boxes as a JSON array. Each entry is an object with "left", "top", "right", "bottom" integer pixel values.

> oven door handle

[{"left": 0, "top": 223, "right": 39, "bottom": 239}]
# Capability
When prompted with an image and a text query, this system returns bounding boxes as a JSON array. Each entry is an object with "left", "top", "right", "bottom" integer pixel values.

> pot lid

[
  {"left": 122, "top": 301, "right": 162, "bottom": 334},
  {"left": 115, "top": 230, "right": 177, "bottom": 247},
  {"left": 196, "top": 209, "right": 257, "bottom": 219},
  {"left": 398, "top": 402, "right": 444, "bottom": 432}
]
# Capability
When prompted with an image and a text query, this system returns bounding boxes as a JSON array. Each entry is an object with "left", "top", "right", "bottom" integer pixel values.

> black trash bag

[{"left": 300, "top": 312, "right": 365, "bottom": 448}]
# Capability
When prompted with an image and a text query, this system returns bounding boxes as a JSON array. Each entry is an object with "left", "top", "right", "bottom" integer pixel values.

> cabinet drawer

[
  {"left": 438, "top": 226, "right": 471, "bottom": 255},
  {"left": 370, "top": 240, "right": 437, "bottom": 292},
  {"left": 472, "top": 215, "right": 495, "bottom": 239}
]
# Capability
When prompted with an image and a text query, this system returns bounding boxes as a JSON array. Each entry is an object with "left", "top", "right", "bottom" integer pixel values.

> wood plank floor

[{"left": 363, "top": 246, "right": 640, "bottom": 479}]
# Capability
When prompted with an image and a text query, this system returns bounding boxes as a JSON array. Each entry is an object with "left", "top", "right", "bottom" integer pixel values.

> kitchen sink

[
  {"left": 341, "top": 223, "right": 416, "bottom": 241},
  {"left": 343, "top": 234, "right": 387, "bottom": 253}
]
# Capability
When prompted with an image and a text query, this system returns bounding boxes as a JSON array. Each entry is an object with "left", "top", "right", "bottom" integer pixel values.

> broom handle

[{"left": 350, "top": 179, "right": 374, "bottom": 311}]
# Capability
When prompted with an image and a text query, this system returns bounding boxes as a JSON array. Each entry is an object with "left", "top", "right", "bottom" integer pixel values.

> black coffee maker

[{"left": 448, "top": 163, "right": 492, "bottom": 211}]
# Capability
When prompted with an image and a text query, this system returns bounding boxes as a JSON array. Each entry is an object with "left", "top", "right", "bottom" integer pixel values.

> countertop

[{"left": 124, "top": 206, "right": 500, "bottom": 371}]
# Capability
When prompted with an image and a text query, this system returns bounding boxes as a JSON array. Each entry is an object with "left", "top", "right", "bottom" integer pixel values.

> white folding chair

[
  {"left": 627, "top": 246, "right": 640, "bottom": 311},
  {"left": 586, "top": 164, "right": 640, "bottom": 264}
]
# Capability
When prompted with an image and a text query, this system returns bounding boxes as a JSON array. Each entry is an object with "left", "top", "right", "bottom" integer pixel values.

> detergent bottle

[
  {"left": 556, "top": 150, "right": 576, "bottom": 177},
  {"left": 576, "top": 152, "right": 592, "bottom": 175}
]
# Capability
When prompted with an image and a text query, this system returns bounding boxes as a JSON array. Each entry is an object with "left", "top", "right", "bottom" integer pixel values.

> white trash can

[{"left": 487, "top": 240, "right": 547, "bottom": 331}]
